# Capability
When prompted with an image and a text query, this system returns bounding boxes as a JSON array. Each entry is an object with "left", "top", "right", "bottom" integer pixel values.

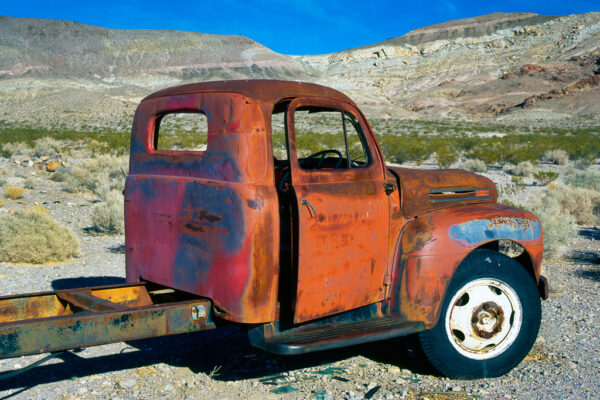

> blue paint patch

[
  {"left": 449, "top": 217, "right": 541, "bottom": 247},
  {"left": 174, "top": 180, "right": 245, "bottom": 288}
]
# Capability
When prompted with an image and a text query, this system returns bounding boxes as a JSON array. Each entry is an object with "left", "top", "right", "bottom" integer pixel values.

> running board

[
  {"left": 0, "top": 283, "right": 216, "bottom": 359},
  {"left": 249, "top": 317, "right": 424, "bottom": 355}
]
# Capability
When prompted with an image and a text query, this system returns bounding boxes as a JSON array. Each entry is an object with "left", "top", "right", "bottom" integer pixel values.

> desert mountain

[{"left": 0, "top": 12, "right": 599, "bottom": 129}]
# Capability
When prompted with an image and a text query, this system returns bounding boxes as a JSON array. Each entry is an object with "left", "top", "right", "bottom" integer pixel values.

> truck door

[{"left": 286, "top": 97, "right": 390, "bottom": 323}]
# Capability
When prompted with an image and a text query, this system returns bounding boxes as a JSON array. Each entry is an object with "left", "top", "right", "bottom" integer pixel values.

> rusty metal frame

[{"left": 0, "top": 284, "right": 215, "bottom": 359}]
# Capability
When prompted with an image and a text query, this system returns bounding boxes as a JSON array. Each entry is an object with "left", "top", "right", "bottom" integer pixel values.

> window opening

[
  {"left": 154, "top": 112, "right": 208, "bottom": 151},
  {"left": 293, "top": 107, "right": 370, "bottom": 170}
]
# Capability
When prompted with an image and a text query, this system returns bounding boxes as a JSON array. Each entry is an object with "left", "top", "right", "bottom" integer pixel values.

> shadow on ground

[
  {"left": 578, "top": 227, "right": 600, "bottom": 241},
  {"left": 0, "top": 326, "right": 437, "bottom": 397},
  {"left": 572, "top": 263, "right": 600, "bottom": 282},
  {"left": 51, "top": 276, "right": 126, "bottom": 290},
  {"left": 0, "top": 276, "right": 437, "bottom": 396}
]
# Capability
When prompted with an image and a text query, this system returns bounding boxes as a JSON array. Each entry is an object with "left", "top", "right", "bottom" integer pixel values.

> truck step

[{"left": 250, "top": 317, "right": 423, "bottom": 355}]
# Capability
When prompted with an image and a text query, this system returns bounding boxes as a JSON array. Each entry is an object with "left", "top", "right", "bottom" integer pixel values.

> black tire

[{"left": 419, "top": 249, "right": 541, "bottom": 379}]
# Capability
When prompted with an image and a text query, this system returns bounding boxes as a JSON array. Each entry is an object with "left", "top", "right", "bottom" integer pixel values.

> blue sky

[{"left": 2, "top": 1, "right": 598, "bottom": 54}]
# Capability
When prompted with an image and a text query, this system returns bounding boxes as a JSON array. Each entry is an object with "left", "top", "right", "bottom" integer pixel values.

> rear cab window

[{"left": 154, "top": 112, "right": 208, "bottom": 152}]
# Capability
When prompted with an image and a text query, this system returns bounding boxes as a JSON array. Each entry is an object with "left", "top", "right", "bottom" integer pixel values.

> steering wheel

[{"left": 302, "top": 149, "right": 344, "bottom": 169}]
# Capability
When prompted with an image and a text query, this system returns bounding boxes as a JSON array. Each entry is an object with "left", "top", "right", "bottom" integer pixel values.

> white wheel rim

[{"left": 445, "top": 278, "right": 522, "bottom": 360}]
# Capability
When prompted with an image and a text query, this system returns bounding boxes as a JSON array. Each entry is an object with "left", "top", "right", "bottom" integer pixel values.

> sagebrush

[
  {"left": 543, "top": 149, "right": 569, "bottom": 165},
  {"left": 462, "top": 158, "right": 487, "bottom": 172},
  {"left": 528, "top": 192, "right": 577, "bottom": 257},
  {"left": 52, "top": 154, "right": 128, "bottom": 196},
  {"left": 3, "top": 186, "right": 24, "bottom": 200},
  {"left": 505, "top": 161, "right": 534, "bottom": 177},
  {"left": 0, "top": 207, "right": 79, "bottom": 263},
  {"left": 564, "top": 168, "right": 600, "bottom": 191},
  {"left": 547, "top": 185, "right": 600, "bottom": 225},
  {"left": 90, "top": 190, "right": 124, "bottom": 234}
]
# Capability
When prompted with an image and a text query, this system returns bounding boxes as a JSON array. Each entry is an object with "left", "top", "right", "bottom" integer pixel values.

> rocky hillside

[
  {"left": 0, "top": 16, "right": 306, "bottom": 80},
  {"left": 296, "top": 12, "right": 600, "bottom": 123},
  {"left": 1, "top": 12, "right": 599, "bottom": 129}
]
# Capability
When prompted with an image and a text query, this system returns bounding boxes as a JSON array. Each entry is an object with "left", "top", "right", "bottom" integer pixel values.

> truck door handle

[{"left": 301, "top": 199, "right": 318, "bottom": 218}]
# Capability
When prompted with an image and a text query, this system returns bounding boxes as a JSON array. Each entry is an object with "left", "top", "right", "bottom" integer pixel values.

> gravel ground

[{"left": 0, "top": 159, "right": 599, "bottom": 400}]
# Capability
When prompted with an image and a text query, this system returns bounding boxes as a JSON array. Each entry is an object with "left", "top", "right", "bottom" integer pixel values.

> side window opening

[
  {"left": 293, "top": 107, "right": 370, "bottom": 170},
  {"left": 154, "top": 112, "right": 208, "bottom": 151},
  {"left": 271, "top": 111, "right": 288, "bottom": 161}
]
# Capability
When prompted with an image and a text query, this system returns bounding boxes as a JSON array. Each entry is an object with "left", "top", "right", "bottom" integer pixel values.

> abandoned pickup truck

[{"left": 0, "top": 80, "right": 547, "bottom": 379}]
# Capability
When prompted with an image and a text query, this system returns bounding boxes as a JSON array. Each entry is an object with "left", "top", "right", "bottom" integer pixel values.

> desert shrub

[
  {"left": 32, "top": 137, "right": 62, "bottom": 157},
  {"left": 533, "top": 171, "right": 559, "bottom": 186},
  {"left": 467, "top": 142, "right": 501, "bottom": 166},
  {"left": 0, "top": 127, "right": 130, "bottom": 156},
  {"left": 52, "top": 155, "right": 128, "bottom": 196},
  {"left": 462, "top": 158, "right": 487, "bottom": 172},
  {"left": 564, "top": 168, "right": 600, "bottom": 191},
  {"left": 547, "top": 185, "right": 600, "bottom": 225},
  {"left": 528, "top": 192, "right": 577, "bottom": 257},
  {"left": 504, "top": 161, "right": 534, "bottom": 177},
  {"left": 27, "top": 205, "right": 49, "bottom": 215},
  {"left": 23, "top": 179, "right": 35, "bottom": 189},
  {"left": 90, "top": 191, "right": 124, "bottom": 234},
  {"left": 0, "top": 207, "right": 79, "bottom": 263},
  {"left": 435, "top": 146, "right": 459, "bottom": 168},
  {"left": 514, "top": 161, "right": 534, "bottom": 177},
  {"left": 500, "top": 198, "right": 521, "bottom": 208},
  {"left": 511, "top": 176, "right": 526, "bottom": 192},
  {"left": 2, "top": 142, "right": 31, "bottom": 157},
  {"left": 3, "top": 187, "right": 24, "bottom": 200},
  {"left": 543, "top": 149, "right": 569, "bottom": 165},
  {"left": 574, "top": 155, "right": 595, "bottom": 169}
]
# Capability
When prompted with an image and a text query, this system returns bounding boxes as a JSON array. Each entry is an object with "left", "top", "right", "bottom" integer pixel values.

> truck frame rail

[{"left": 0, "top": 283, "right": 215, "bottom": 359}]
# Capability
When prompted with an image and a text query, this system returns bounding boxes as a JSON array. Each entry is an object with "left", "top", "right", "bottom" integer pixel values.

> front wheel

[{"left": 419, "top": 249, "right": 541, "bottom": 379}]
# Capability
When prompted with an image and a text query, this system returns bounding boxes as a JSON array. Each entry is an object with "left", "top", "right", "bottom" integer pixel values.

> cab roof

[{"left": 144, "top": 79, "right": 355, "bottom": 106}]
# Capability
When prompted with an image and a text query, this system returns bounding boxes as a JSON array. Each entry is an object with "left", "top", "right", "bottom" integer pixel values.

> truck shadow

[
  {"left": 51, "top": 276, "right": 126, "bottom": 290},
  {"left": 0, "top": 327, "right": 438, "bottom": 397}
]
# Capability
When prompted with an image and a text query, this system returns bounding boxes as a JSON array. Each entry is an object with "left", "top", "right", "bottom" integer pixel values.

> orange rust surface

[
  {"left": 124, "top": 79, "right": 543, "bottom": 329},
  {"left": 145, "top": 80, "right": 356, "bottom": 106},
  {"left": 389, "top": 203, "right": 543, "bottom": 328},
  {"left": 285, "top": 97, "right": 390, "bottom": 323},
  {"left": 127, "top": 89, "right": 280, "bottom": 323},
  {"left": 387, "top": 166, "right": 498, "bottom": 218}
]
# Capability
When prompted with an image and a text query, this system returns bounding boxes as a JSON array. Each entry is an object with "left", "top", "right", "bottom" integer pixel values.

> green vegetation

[
  {"left": 0, "top": 207, "right": 79, "bottom": 263},
  {"left": 533, "top": 171, "right": 559, "bottom": 186},
  {"left": 564, "top": 168, "right": 600, "bottom": 191},
  {"left": 0, "top": 126, "right": 130, "bottom": 157},
  {"left": 2, "top": 119, "right": 599, "bottom": 166}
]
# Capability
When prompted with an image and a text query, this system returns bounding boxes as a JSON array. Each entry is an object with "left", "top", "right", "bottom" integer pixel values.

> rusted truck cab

[{"left": 124, "top": 80, "right": 546, "bottom": 379}]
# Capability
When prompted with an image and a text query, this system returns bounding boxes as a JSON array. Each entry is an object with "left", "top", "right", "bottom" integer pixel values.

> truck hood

[{"left": 387, "top": 166, "right": 498, "bottom": 218}]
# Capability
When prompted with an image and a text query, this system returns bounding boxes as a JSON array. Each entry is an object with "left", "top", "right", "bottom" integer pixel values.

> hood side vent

[{"left": 429, "top": 187, "right": 491, "bottom": 203}]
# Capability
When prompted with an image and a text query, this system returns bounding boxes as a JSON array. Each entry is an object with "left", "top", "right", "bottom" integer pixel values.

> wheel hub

[{"left": 471, "top": 302, "right": 504, "bottom": 339}]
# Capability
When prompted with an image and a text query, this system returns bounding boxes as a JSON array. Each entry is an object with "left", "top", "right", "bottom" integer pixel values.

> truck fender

[{"left": 387, "top": 204, "right": 544, "bottom": 329}]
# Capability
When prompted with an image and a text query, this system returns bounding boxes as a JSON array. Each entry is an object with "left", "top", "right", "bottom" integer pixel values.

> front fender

[{"left": 388, "top": 203, "right": 543, "bottom": 328}]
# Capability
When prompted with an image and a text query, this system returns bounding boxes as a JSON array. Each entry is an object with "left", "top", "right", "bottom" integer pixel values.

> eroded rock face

[
  {"left": 296, "top": 12, "right": 600, "bottom": 122},
  {"left": 1, "top": 12, "right": 600, "bottom": 129}
]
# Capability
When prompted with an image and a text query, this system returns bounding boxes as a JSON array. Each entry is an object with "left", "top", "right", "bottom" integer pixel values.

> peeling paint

[{"left": 449, "top": 217, "right": 542, "bottom": 247}]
